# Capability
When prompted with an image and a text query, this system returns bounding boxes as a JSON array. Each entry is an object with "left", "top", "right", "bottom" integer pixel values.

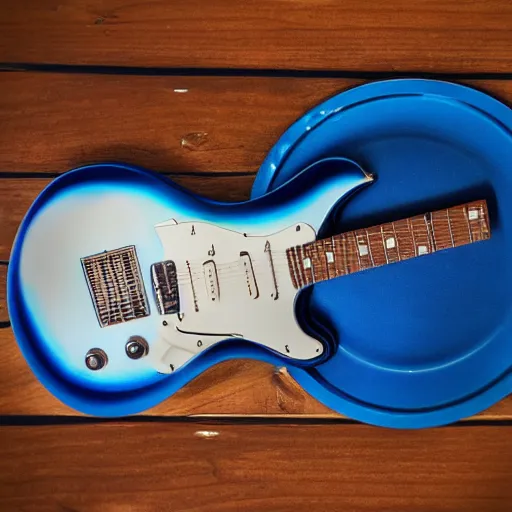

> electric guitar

[{"left": 7, "top": 158, "right": 491, "bottom": 414}]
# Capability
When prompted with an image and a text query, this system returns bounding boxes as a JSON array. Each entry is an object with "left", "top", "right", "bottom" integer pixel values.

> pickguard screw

[
  {"left": 169, "top": 364, "right": 175, "bottom": 371},
  {"left": 162, "top": 320, "right": 168, "bottom": 326},
  {"left": 197, "top": 340, "right": 203, "bottom": 347},
  {"left": 285, "top": 345, "right": 290, "bottom": 353},
  {"left": 296, "top": 225, "right": 301, "bottom": 231}
]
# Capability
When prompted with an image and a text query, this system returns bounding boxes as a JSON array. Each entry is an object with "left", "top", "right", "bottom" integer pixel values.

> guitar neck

[{"left": 286, "top": 200, "right": 491, "bottom": 289}]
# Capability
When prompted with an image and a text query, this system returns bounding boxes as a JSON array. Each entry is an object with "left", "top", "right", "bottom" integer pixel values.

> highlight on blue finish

[{"left": 253, "top": 79, "right": 512, "bottom": 428}]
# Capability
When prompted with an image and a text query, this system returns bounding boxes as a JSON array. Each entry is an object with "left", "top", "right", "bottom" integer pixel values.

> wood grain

[
  {"left": 0, "top": 326, "right": 335, "bottom": 417},
  {"left": 0, "top": 265, "right": 6, "bottom": 323},
  {"left": 1, "top": 323, "right": 511, "bottom": 418},
  {"left": 1, "top": 1, "right": 511, "bottom": 72},
  {"left": 2, "top": 75, "right": 512, "bottom": 176},
  {"left": 1, "top": 422, "right": 511, "bottom": 511},
  {"left": 0, "top": 73, "right": 361, "bottom": 174}
]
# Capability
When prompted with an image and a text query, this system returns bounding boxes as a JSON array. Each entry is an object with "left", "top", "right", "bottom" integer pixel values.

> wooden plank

[
  {"left": 1, "top": 324, "right": 511, "bottom": 418},
  {"left": 0, "top": 73, "right": 361, "bottom": 174},
  {"left": 0, "top": 265, "right": 6, "bottom": 323},
  {"left": 1, "top": 422, "right": 511, "bottom": 511},
  {"left": 2, "top": 75, "right": 512, "bottom": 177},
  {"left": 0, "top": 327, "right": 334, "bottom": 417},
  {"left": 1, "top": 1, "right": 511, "bottom": 72},
  {"left": 0, "top": 176, "right": 254, "bottom": 260}
]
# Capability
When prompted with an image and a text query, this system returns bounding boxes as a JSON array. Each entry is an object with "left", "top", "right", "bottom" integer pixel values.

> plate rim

[{"left": 251, "top": 78, "right": 512, "bottom": 428}]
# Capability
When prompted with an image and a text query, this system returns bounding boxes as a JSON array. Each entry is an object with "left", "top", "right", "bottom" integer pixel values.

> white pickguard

[{"left": 151, "top": 221, "right": 323, "bottom": 373}]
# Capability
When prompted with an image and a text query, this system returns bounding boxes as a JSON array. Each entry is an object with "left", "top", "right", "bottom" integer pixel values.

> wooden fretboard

[{"left": 286, "top": 200, "right": 490, "bottom": 289}]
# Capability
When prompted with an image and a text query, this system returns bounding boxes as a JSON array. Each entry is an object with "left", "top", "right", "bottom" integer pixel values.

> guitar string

[{"left": 153, "top": 216, "right": 484, "bottom": 284}]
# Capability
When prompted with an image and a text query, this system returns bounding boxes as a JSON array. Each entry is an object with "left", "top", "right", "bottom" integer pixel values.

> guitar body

[{"left": 8, "top": 159, "right": 372, "bottom": 415}]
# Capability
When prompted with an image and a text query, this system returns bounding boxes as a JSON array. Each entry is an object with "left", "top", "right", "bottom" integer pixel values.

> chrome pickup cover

[{"left": 151, "top": 260, "right": 180, "bottom": 315}]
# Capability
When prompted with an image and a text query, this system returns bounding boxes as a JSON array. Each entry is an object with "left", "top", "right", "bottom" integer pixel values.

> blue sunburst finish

[{"left": 8, "top": 158, "right": 371, "bottom": 417}]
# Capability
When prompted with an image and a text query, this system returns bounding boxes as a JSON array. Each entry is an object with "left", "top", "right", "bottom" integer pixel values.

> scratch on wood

[
  {"left": 194, "top": 430, "right": 220, "bottom": 439},
  {"left": 272, "top": 366, "right": 306, "bottom": 413},
  {"left": 181, "top": 132, "right": 209, "bottom": 150},
  {"left": 174, "top": 89, "right": 189, "bottom": 93}
]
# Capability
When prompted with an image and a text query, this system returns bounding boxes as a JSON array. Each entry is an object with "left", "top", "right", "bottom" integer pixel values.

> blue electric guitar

[{"left": 7, "top": 158, "right": 490, "bottom": 415}]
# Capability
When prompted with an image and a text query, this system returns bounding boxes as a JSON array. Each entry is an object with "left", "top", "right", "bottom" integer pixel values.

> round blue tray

[{"left": 252, "top": 79, "right": 512, "bottom": 428}]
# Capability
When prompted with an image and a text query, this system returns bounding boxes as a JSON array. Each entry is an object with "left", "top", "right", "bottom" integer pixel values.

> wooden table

[{"left": 1, "top": 1, "right": 512, "bottom": 510}]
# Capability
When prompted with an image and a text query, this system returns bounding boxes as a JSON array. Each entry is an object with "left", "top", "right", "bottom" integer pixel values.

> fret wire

[
  {"left": 380, "top": 225, "right": 389, "bottom": 264},
  {"left": 294, "top": 247, "right": 305, "bottom": 288},
  {"left": 424, "top": 214, "right": 433, "bottom": 253},
  {"left": 353, "top": 231, "right": 362, "bottom": 269},
  {"left": 365, "top": 229, "right": 375, "bottom": 267},
  {"left": 446, "top": 209, "right": 455, "bottom": 247},
  {"left": 431, "top": 213, "right": 437, "bottom": 251},
  {"left": 392, "top": 221, "right": 401, "bottom": 261},
  {"left": 407, "top": 217, "right": 416, "bottom": 256},
  {"left": 463, "top": 206, "right": 473, "bottom": 243},
  {"left": 310, "top": 244, "right": 317, "bottom": 283},
  {"left": 302, "top": 244, "right": 314, "bottom": 284},
  {"left": 330, "top": 236, "right": 338, "bottom": 277},
  {"left": 287, "top": 200, "right": 489, "bottom": 289},
  {"left": 342, "top": 236, "right": 348, "bottom": 275},
  {"left": 479, "top": 205, "right": 484, "bottom": 240},
  {"left": 287, "top": 250, "right": 298, "bottom": 288}
]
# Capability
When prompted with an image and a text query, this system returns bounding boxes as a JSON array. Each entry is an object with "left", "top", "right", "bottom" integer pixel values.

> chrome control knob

[
  {"left": 85, "top": 348, "right": 108, "bottom": 371},
  {"left": 126, "top": 336, "right": 149, "bottom": 359}
]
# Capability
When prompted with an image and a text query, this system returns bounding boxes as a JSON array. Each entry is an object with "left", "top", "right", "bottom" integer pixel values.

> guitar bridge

[{"left": 151, "top": 260, "right": 180, "bottom": 315}]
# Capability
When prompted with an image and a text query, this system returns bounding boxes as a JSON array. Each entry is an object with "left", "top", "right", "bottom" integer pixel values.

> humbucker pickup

[{"left": 151, "top": 260, "right": 180, "bottom": 315}]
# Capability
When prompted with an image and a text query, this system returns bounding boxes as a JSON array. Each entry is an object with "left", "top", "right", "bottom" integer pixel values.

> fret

[
  {"left": 366, "top": 226, "right": 387, "bottom": 267},
  {"left": 365, "top": 229, "right": 375, "bottom": 267},
  {"left": 354, "top": 229, "right": 373, "bottom": 270},
  {"left": 324, "top": 238, "right": 336, "bottom": 279},
  {"left": 394, "top": 218, "right": 416, "bottom": 260},
  {"left": 410, "top": 214, "right": 432, "bottom": 256},
  {"left": 340, "top": 235, "right": 349, "bottom": 274},
  {"left": 311, "top": 244, "right": 319, "bottom": 283},
  {"left": 431, "top": 209, "right": 454, "bottom": 250},
  {"left": 345, "top": 232, "right": 360, "bottom": 274},
  {"left": 286, "top": 199, "right": 490, "bottom": 289},
  {"left": 448, "top": 205, "right": 472, "bottom": 246},
  {"left": 352, "top": 231, "right": 362, "bottom": 270},
  {"left": 333, "top": 234, "right": 345, "bottom": 276},
  {"left": 447, "top": 209, "right": 455, "bottom": 247},
  {"left": 424, "top": 213, "right": 436, "bottom": 252},
  {"left": 318, "top": 239, "right": 330, "bottom": 279},
  {"left": 292, "top": 247, "right": 306, "bottom": 288},
  {"left": 466, "top": 201, "right": 490, "bottom": 242},
  {"left": 381, "top": 222, "right": 400, "bottom": 263},
  {"left": 285, "top": 248, "right": 299, "bottom": 289},
  {"left": 300, "top": 244, "right": 314, "bottom": 285}
]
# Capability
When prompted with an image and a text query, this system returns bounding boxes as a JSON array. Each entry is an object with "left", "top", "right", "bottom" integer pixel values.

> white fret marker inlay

[
  {"left": 326, "top": 252, "right": 334, "bottom": 263},
  {"left": 303, "top": 257, "right": 312, "bottom": 269},
  {"left": 358, "top": 244, "right": 368, "bottom": 256},
  {"left": 468, "top": 209, "right": 479, "bottom": 220},
  {"left": 418, "top": 245, "right": 428, "bottom": 255},
  {"left": 386, "top": 237, "right": 396, "bottom": 249}
]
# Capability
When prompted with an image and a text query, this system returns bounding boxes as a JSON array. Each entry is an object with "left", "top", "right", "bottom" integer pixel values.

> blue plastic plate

[{"left": 252, "top": 79, "right": 512, "bottom": 428}]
